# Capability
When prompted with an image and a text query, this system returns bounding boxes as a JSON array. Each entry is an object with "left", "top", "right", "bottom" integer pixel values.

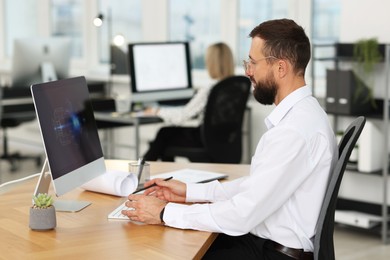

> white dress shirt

[{"left": 163, "top": 86, "right": 338, "bottom": 251}]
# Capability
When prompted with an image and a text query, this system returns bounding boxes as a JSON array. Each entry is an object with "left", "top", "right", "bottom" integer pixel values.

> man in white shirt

[{"left": 122, "top": 18, "right": 337, "bottom": 260}]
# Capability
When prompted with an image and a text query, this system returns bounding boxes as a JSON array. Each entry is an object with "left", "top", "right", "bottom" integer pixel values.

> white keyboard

[{"left": 108, "top": 201, "right": 134, "bottom": 220}]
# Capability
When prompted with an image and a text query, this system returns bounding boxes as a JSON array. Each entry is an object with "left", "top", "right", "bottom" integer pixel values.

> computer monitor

[
  {"left": 11, "top": 37, "right": 71, "bottom": 87},
  {"left": 128, "top": 41, "right": 194, "bottom": 103},
  {"left": 110, "top": 45, "right": 129, "bottom": 75},
  {"left": 31, "top": 76, "right": 106, "bottom": 212}
]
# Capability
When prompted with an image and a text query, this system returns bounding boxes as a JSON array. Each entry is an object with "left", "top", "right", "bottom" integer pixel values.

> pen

[
  {"left": 136, "top": 157, "right": 146, "bottom": 183},
  {"left": 132, "top": 176, "right": 173, "bottom": 194}
]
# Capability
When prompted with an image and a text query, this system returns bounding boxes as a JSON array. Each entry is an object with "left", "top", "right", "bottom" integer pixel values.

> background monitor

[
  {"left": 110, "top": 44, "right": 129, "bottom": 75},
  {"left": 128, "top": 41, "right": 194, "bottom": 103},
  {"left": 11, "top": 37, "right": 71, "bottom": 87},
  {"left": 31, "top": 76, "right": 106, "bottom": 211}
]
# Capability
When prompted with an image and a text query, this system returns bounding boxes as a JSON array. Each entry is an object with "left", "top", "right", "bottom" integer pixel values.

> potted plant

[
  {"left": 29, "top": 193, "right": 56, "bottom": 231},
  {"left": 352, "top": 38, "right": 383, "bottom": 110}
]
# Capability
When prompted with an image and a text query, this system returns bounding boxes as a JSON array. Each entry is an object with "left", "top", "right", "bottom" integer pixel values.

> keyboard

[{"left": 108, "top": 201, "right": 134, "bottom": 220}]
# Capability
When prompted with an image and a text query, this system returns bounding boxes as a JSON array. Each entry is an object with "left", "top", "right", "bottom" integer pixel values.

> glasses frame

[{"left": 242, "top": 56, "right": 277, "bottom": 72}]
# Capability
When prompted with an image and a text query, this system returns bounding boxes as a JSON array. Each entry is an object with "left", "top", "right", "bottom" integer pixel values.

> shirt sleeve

[
  {"left": 157, "top": 87, "right": 210, "bottom": 125},
  {"left": 162, "top": 127, "right": 327, "bottom": 235},
  {"left": 185, "top": 178, "right": 246, "bottom": 203}
]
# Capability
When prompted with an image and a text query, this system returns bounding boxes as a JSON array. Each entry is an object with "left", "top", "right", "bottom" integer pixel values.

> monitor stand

[
  {"left": 33, "top": 159, "right": 91, "bottom": 212},
  {"left": 41, "top": 61, "right": 58, "bottom": 82}
]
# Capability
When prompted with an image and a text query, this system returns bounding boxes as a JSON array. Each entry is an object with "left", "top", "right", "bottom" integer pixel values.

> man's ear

[{"left": 277, "top": 60, "right": 288, "bottom": 78}]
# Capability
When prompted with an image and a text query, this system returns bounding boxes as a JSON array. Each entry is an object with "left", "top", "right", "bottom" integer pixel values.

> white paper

[
  {"left": 151, "top": 168, "right": 228, "bottom": 184},
  {"left": 81, "top": 170, "right": 138, "bottom": 197}
]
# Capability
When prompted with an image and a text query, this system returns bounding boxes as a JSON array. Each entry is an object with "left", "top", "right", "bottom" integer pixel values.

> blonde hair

[{"left": 205, "top": 42, "right": 235, "bottom": 80}]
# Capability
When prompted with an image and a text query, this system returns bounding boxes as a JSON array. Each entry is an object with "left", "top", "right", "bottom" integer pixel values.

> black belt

[{"left": 264, "top": 240, "right": 314, "bottom": 260}]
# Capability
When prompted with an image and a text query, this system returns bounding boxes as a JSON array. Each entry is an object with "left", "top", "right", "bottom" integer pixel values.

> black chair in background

[
  {"left": 163, "top": 75, "right": 251, "bottom": 163},
  {"left": 313, "top": 116, "right": 366, "bottom": 260},
  {"left": 1, "top": 87, "right": 42, "bottom": 171}
]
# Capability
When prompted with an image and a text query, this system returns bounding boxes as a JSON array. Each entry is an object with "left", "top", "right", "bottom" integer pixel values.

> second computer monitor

[
  {"left": 128, "top": 41, "right": 194, "bottom": 103},
  {"left": 11, "top": 37, "right": 71, "bottom": 87}
]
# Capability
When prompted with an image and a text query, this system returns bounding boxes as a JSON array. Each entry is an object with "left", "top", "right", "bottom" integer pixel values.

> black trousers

[
  {"left": 143, "top": 126, "right": 202, "bottom": 161},
  {"left": 203, "top": 233, "right": 295, "bottom": 260}
]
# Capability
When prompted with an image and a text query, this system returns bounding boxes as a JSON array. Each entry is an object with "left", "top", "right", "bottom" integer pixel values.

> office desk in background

[
  {"left": 1, "top": 81, "right": 106, "bottom": 121},
  {"left": 94, "top": 111, "right": 163, "bottom": 158},
  {"left": 94, "top": 106, "right": 253, "bottom": 163},
  {"left": 0, "top": 160, "right": 249, "bottom": 259}
]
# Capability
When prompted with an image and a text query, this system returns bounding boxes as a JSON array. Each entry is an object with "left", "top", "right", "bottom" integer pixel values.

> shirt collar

[{"left": 265, "top": 86, "right": 312, "bottom": 129}]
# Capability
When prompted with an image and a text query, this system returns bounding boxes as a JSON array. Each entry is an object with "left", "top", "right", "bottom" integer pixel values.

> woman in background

[{"left": 143, "top": 42, "right": 235, "bottom": 161}]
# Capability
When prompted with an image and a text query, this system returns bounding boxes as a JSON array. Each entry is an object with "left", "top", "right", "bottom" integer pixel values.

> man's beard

[{"left": 251, "top": 72, "right": 278, "bottom": 105}]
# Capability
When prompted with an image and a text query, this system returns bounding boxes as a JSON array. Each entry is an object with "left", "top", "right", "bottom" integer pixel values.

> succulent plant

[{"left": 32, "top": 193, "right": 54, "bottom": 208}]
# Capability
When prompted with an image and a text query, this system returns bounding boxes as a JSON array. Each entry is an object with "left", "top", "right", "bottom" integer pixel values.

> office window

[
  {"left": 312, "top": 0, "right": 340, "bottom": 42},
  {"left": 97, "top": 0, "right": 142, "bottom": 63},
  {"left": 51, "top": 0, "right": 83, "bottom": 58},
  {"left": 238, "top": 0, "right": 288, "bottom": 62},
  {"left": 312, "top": 0, "right": 341, "bottom": 97},
  {"left": 169, "top": 0, "right": 221, "bottom": 69},
  {"left": 4, "top": 0, "right": 38, "bottom": 58}
]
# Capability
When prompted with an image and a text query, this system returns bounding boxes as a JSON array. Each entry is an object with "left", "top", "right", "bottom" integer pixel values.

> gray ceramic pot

[{"left": 29, "top": 206, "right": 57, "bottom": 231}]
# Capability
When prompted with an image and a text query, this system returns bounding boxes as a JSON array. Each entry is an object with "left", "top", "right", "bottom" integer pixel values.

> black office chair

[
  {"left": 163, "top": 75, "right": 251, "bottom": 163},
  {"left": 1, "top": 87, "right": 42, "bottom": 171},
  {"left": 313, "top": 116, "right": 366, "bottom": 260}
]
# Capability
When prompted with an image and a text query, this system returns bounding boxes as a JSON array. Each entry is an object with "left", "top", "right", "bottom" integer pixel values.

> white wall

[{"left": 340, "top": 0, "right": 390, "bottom": 42}]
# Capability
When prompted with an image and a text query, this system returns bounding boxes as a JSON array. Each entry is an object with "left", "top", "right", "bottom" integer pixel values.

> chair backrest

[
  {"left": 200, "top": 75, "right": 251, "bottom": 163},
  {"left": 1, "top": 87, "right": 36, "bottom": 127},
  {"left": 313, "top": 116, "right": 366, "bottom": 260}
]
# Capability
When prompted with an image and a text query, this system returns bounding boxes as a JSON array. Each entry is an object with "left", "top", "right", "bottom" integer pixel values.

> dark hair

[{"left": 249, "top": 19, "right": 311, "bottom": 77}]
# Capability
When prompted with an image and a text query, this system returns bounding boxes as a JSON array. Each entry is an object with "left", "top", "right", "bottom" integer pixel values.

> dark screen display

[{"left": 31, "top": 76, "right": 103, "bottom": 179}]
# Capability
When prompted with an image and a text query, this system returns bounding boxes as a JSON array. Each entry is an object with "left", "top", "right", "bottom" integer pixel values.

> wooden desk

[{"left": 0, "top": 160, "right": 249, "bottom": 259}]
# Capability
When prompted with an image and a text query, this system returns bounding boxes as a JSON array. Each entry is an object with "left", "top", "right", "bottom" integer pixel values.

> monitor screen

[
  {"left": 128, "top": 41, "right": 193, "bottom": 103},
  {"left": 11, "top": 37, "right": 71, "bottom": 87},
  {"left": 31, "top": 76, "right": 105, "bottom": 197}
]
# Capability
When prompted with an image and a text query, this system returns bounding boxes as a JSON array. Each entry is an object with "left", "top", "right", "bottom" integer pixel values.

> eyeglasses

[{"left": 242, "top": 56, "right": 277, "bottom": 72}]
